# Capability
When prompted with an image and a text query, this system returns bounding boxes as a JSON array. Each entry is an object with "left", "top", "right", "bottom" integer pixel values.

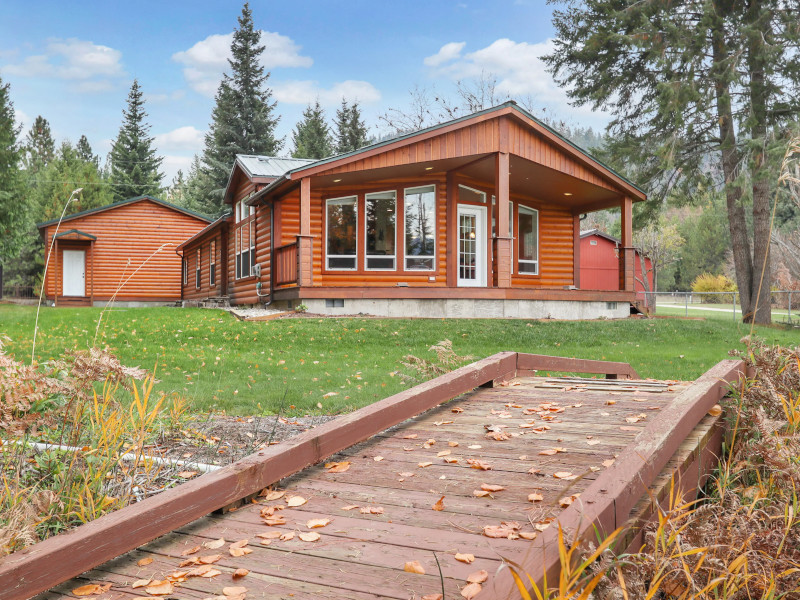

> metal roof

[{"left": 236, "top": 155, "right": 316, "bottom": 179}]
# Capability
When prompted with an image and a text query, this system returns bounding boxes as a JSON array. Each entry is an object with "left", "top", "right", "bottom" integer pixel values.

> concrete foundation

[{"left": 278, "top": 297, "right": 630, "bottom": 320}]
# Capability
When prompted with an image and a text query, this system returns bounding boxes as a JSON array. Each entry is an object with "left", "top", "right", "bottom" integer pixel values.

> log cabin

[
  {"left": 178, "top": 102, "right": 647, "bottom": 319},
  {"left": 38, "top": 196, "right": 211, "bottom": 306}
]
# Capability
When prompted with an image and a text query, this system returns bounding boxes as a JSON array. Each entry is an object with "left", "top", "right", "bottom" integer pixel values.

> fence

[
  {"left": 0, "top": 284, "right": 36, "bottom": 301},
  {"left": 642, "top": 290, "right": 797, "bottom": 324}
]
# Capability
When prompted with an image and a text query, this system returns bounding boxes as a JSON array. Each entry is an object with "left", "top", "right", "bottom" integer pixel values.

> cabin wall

[
  {"left": 181, "top": 229, "right": 226, "bottom": 301},
  {"left": 226, "top": 179, "right": 272, "bottom": 306},
  {"left": 43, "top": 200, "right": 208, "bottom": 302}
]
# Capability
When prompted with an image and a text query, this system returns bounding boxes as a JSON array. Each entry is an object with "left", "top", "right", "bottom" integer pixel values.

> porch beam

[
  {"left": 619, "top": 196, "right": 634, "bottom": 292},
  {"left": 298, "top": 178, "right": 313, "bottom": 286},
  {"left": 494, "top": 151, "right": 512, "bottom": 288}
]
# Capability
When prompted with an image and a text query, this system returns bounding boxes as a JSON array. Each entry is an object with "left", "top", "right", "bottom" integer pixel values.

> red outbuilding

[{"left": 579, "top": 229, "right": 653, "bottom": 300}]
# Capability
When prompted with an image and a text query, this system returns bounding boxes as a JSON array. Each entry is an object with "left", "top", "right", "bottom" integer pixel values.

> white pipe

[{"left": 9, "top": 440, "right": 222, "bottom": 473}]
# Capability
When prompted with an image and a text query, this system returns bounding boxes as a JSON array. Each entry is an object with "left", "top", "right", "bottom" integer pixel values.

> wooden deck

[{"left": 1, "top": 353, "right": 743, "bottom": 600}]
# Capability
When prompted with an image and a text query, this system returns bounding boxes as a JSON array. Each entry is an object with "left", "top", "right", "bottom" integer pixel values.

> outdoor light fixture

[
  {"left": 425, "top": 166, "right": 433, "bottom": 170},
  {"left": 563, "top": 192, "right": 573, "bottom": 196},
  {"left": 333, "top": 179, "right": 342, "bottom": 183}
]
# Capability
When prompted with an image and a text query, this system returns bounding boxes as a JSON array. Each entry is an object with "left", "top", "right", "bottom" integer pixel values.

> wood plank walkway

[{"left": 41, "top": 374, "right": 701, "bottom": 599}]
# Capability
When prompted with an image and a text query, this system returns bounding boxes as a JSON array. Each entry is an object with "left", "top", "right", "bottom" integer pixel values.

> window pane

[
  {"left": 327, "top": 197, "right": 357, "bottom": 268},
  {"left": 366, "top": 191, "right": 396, "bottom": 269},
  {"left": 458, "top": 185, "right": 486, "bottom": 204},
  {"left": 404, "top": 186, "right": 435, "bottom": 269},
  {"left": 519, "top": 207, "right": 538, "bottom": 262}
]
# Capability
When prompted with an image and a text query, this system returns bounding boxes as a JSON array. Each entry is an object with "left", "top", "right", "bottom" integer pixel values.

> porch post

[
  {"left": 494, "top": 151, "right": 512, "bottom": 288},
  {"left": 446, "top": 171, "right": 457, "bottom": 288},
  {"left": 297, "top": 177, "right": 313, "bottom": 287},
  {"left": 573, "top": 214, "right": 581, "bottom": 288},
  {"left": 619, "top": 196, "right": 634, "bottom": 292}
]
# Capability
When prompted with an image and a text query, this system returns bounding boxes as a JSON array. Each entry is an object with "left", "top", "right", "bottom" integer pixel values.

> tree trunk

[{"left": 711, "top": 4, "right": 756, "bottom": 322}]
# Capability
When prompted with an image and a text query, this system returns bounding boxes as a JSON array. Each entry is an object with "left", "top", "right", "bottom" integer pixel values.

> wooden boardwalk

[{"left": 2, "top": 353, "right": 743, "bottom": 600}]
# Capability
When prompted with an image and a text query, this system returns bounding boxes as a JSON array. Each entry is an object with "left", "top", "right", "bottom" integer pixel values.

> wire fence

[
  {"left": 0, "top": 284, "right": 36, "bottom": 302},
  {"left": 642, "top": 290, "right": 798, "bottom": 324}
]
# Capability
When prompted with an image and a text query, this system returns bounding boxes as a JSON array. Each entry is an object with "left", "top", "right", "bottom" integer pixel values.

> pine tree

[
  {"left": 109, "top": 79, "right": 163, "bottom": 202},
  {"left": 0, "top": 76, "right": 25, "bottom": 261},
  {"left": 292, "top": 101, "right": 333, "bottom": 159},
  {"left": 200, "top": 2, "right": 282, "bottom": 211},
  {"left": 334, "top": 100, "right": 369, "bottom": 154},
  {"left": 545, "top": 0, "right": 800, "bottom": 324},
  {"left": 23, "top": 115, "right": 55, "bottom": 175},
  {"left": 76, "top": 134, "right": 99, "bottom": 167}
]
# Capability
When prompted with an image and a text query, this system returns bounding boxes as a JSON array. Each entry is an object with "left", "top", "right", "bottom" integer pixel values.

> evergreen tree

[
  {"left": 0, "top": 76, "right": 25, "bottom": 261},
  {"left": 200, "top": 2, "right": 282, "bottom": 211},
  {"left": 545, "top": 1, "right": 800, "bottom": 324},
  {"left": 334, "top": 99, "right": 369, "bottom": 154},
  {"left": 23, "top": 115, "right": 55, "bottom": 175},
  {"left": 76, "top": 134, "right": 99, "bottom": 167},
  {"left": 181, "top": 155, "right": 218, "bottom": 217},
  {"left": 109, "top": 79, "right": 163, "bottom": 202},
  {"left": 292, "top": 100, "right": 333, "bottom": 159}
]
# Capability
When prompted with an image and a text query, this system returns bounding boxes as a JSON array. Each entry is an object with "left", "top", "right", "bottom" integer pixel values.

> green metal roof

[
  {"left": 54, "top": 229, "right": 97, "bottom": 240},
  {"left": 36, "top": 195, "right": 213, "bottom": 229}
]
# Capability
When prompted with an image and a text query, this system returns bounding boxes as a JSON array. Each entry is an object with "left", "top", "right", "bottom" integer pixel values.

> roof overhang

[{"left": 54, "top": 229, "right": 97, "bottom": 241}]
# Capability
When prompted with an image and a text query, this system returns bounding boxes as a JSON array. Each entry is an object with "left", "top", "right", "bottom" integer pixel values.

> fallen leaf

[
  {"left": 181, "top": 545, "right": 201, "bottom": 556},
  {"left": 178, "top": 470, "right": 198, "bottom": 479},
  {"left": 223, "top": 587, "right": 248, "bottom": 597},
  {"left": 259, "top": 489, "right": 285, "bottom": 501},
  {"left": 480, "top": 484, "right": 505, "bottom": 492},
  {"left": 606, "top": 399, "right": 617, "bottom": 405},
  {"left": 467, "top": 570, "right": 489, "bottom": 584},
  {"left": 451, "top": 407, "right": 464, "bottom": 413},
  {"left": 625, "top": 416, "right": 641, "bottom": 423},
  {"left": 373, "top": 456, "right": 384, "bottom": 462},
  {"left": 485, "top": 431, "right": 511, "bottom": 441},
  {"left": 137, "top": 557, "right": 153, "bottom": 567},
  {"left": 455, "top": 553, "right": 475, "bottom": 564},
  {"left": 72, "top": 583, "right": 112, "bottom": 596},
  {"left": 528, "top": 492, "right": 544, "bottom": 502},
  {"left": 200, "top": 568, "right": 222, "bottom": 578},
  {"left": 437, "top": 450, "right": 452, "bottom": 457},
  {"left": 467, "top": 444, "right": 482, "bottom": 449},
  {"left": 131, "top": 578, "right": 150, "bottom": 588},
  {"left": 256, "top": 531, "right": 282, "bottom": 540},
  {"left": 423, "top": 595, "right": 444, "bottom": 600},
  {"left": 325, "top": 461, "right": 351, "bottom": 473},
  {"left": 519, "top": 531, "right": 537, "bottom": 540},
  {"left": 534, "top": 522, "right": 551, "bottom": 532},
  {"left": 280, "top": 531, "right": 295, "bottom": 541},
  {"left": 145, "top": 580, "right": 174, "bottom": 596},
  {"left": 473, "top": 490, "right": 491, "bottom": 497},
  {"left": 402, "top": 434, "right": 419, "bottom": 439},
  {"left": 404, "top": 560, "right": 426, "bottom": 574},
  {"left": 418, "top": 461, "right": 433, "bottom": 468},
  {"left": 199, "top": 554, "right": 222, "bottom": 564},
  {"left": 461, "top": 582, "right": 482, "bottom": 599},
  {"left": 432, "top": 496, "right": 445, "bottom": 511},
  {"left": 229, "top": 547, "right": 253, "bottom": 557},
  {"left": 262, "top": 515, "right": 286, "bottom": 526},
  {"left": 186, "top": 564, "right": 214, "bottom": 577},
  {"left": 602, "top": 459, "right": 615, "bottom": 468},
  {"left": 708, "top": 404, "right": 723, "bottom": 417},
  {"left": 360, "top": 506, "right": 384, "bottom": 514},
  {"left": 559, "top": 494, "right": 581, "bottom": 507},
  {"left": 286, "top": 496, "right": 307, "bottom": 507},
  {"left": 299, "top": 531, "right": 321, "bottom": 542},
  {"left": 443, "top": 457, "right": 458, "bottom": 463},
  {"left": 230, "top": 539, "right": 249, "bottom": 549},
  {"left": 399, "top": 471, "right": 414, "bottom": 478},
  {"left": 483, "top": 525, "right": 515, "bottom": 538},
  {"left": 179, "top": 557, "right": 200, "bottom": 567},
  {"left": 466, "top": 459, "right": 492, "bottom": 470},
  {"left": 203, "top": 538, "right": 225, "bottom": 549},
  {"left": 586, "top": 439, "right": 601, "bottom": 446},
  {"left": 527, "top": 467, "right": 541, "bottom": 475},
  {"left": 233, "top": 568, "right": 250, "bottom": 579},
  {"left": 341, "top": 504, "right": 360, "bottom": 511},
  {"left": 448, "top": 441, "right": 459, "bottom": 447},
  {"left": 307, "top": 518, "right": 331, "bottom": 528},
  {"left": 539, "top": 447, "right": 566, "bottom": 456}
]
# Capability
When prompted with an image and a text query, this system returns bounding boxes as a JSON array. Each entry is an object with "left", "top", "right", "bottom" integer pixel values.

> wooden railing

[{"left": 274, "top": 241, "right": 298, "bottom": 287}]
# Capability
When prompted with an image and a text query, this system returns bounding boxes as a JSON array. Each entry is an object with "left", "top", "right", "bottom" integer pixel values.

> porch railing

[{"left": 274, "top": 242, "right": 298, "bottom": 287}]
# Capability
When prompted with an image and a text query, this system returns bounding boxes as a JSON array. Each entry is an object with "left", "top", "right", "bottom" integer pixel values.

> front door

[
  {"left": 457, "top": 205, "right": 487, "bottom": 287},
  {"left": 63, "top": 250, "right": 86, "bottom": 296}
]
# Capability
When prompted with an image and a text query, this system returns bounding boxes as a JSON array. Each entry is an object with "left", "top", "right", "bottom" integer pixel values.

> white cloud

[
  {"left": 173, "top": 31, "right": 313, "bottom": 97},
  {"left": 162, "top": 155, "right": 194, "bottom": 185},
  {"left": 272, "top": 79, "right": 381, "bottom": 106},
  {"left": 14, "top": 107, "right": 29, "bottom": 132},
  {"left": 423, "top": 42, "right": 465, "bottom": 67},
  {"left": 146, "top": 90, "right": 186, "bottom": 104},
  {"left": 3, "top": 38, "right": 123, "bottom": 83},
  {"left": 155, "top": 126, "right": 205, "bottom": 152}
]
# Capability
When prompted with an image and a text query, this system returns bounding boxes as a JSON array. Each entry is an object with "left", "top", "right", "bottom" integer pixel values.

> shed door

[
  {"left": 457, "top": 205, "right": 487, "bottom": 287},
  {"left": 63, "top": 250, "right": 86, "bottom": 296}
]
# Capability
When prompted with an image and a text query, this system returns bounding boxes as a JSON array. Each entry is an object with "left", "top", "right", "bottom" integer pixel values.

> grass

[{"left": 1, "top": 303, "right": 798, "bottom": 415}]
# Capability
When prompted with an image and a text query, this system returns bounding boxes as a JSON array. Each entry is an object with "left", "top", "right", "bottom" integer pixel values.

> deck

[{"left": 1, "top": 353, "right": 744, "bottom": 600}]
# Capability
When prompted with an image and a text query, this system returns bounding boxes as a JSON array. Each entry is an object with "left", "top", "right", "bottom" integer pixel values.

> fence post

[
  {"left": 789, "top": 291, "right": 793, "bottom": 324},
  {"left": 685, "top": 291, "right": 688, "bottom": 317}
]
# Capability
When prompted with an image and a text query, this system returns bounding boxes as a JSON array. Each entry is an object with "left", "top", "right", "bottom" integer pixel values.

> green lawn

[{"left": 1, "top": 303, "right": 796, "bottom": 415}]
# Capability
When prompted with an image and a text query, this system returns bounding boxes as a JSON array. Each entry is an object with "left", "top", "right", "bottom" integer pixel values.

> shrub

[{"left": 691, "top": 272, "right": 737, "bottom": 303}]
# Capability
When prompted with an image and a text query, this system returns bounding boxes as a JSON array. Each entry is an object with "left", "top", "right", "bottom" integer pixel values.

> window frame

[
  {"left": 364, "top": 189, "right": 398, "bottom": 271},
  {"left": 182, "top": 257, "right": 187, "bottom": 285},
  {"left": 325, "top": 195, "right": 359, "bottom": 271},
  {"left": 517, "top": 204, "right": 539, "bottom": 276},
  {"left": 458, "top": 184, "right": 487, "bottom": 204},
  {"left": 210, "top": 239, "right": 216, "bottom": 286},
  {"left": 403, "top": 184, "right": 437, "bottom": 272}
]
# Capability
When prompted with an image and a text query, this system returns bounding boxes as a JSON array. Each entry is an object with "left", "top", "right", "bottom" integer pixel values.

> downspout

[
  {"left": 175, "top": 248, "right": 184, "bottom": 304},
  {"left": 255, "top": 201, "right": 273, "bottom": 306}
]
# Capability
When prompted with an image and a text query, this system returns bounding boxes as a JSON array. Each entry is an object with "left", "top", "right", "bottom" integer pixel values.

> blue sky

[{"left": 0, "top": 0, "right": 608, "bottom": 184}]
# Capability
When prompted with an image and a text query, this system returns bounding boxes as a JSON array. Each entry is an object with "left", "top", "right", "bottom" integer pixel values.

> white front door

[
  {"left": 62, "top": 250, "right": 86, "bottom": 296},
  {"left": 457, "top": 205, "right": 487, "bottom": 287}
]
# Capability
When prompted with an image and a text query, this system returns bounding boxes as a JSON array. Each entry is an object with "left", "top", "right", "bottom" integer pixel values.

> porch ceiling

[{"left": 311, "top": 153, "right": 625, "bottom": 212}]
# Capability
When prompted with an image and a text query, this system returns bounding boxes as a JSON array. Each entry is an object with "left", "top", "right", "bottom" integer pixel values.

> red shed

[{"left": 580, "top": 229, "right": 653, "bottom": 298}]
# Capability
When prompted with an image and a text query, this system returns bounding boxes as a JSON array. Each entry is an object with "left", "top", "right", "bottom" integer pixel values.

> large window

[
  {"left": 518, "top": 205, "right": 539, "bottom": 275},
  {"left": 404, "top": 185, "right": 436, "bottom": 270},
  {"left": 365, "top": 191, "right": 396, "bottom": 270},
  {"left": 235, "top": 221, "right": 255, "bottom": 279},
  {"left": 326, "top": 196, "right": 357, "bottom": 270},
  {"left": 210, "top": 239, "right": 216, "bottom": 286},
  {"left": 182, "top": 257, "right": 187, "bottom": 285},
  {"left": 195, "top": 248, "right": 201, "bottom": 288}
]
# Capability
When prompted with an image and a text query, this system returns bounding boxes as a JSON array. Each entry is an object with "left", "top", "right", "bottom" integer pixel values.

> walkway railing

[{"left": 273, "top": 241, "right": 298, "bottom": 287}]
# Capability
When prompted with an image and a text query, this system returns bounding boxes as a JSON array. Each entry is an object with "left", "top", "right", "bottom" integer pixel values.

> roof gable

[
  {"left": 37, "top": 196, "right": 212, "bottom": 230},
  {"left": 223, "top": 155, "right": 316, "bottom": 204}
]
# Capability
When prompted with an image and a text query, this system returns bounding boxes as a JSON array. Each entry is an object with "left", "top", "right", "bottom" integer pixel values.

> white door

[
  {"left": 62, "top": 250, "right": 86, "bottom": 296},
  {"left": 457, "top": 205, "right": 487, "bottom": 287}
]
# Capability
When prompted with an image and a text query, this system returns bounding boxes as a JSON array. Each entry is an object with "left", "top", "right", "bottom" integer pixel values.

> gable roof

[
  {"left": 247, "top": 102, "right": 646, "bottom": 206},
  {"left": 54, "top": 229, "right": 97, "bottom": 241},
  {"left": 223, "top": 155, "right": 317, "bottom": 204},
  {"left": 176, "top": 212, "right": 231, "bottom": 252},
  {"left": 37, "top": 195, "right": 212, "bottom": 229},
  {"left": 580, "top": 228, "right": 623, "bottom": 245}
]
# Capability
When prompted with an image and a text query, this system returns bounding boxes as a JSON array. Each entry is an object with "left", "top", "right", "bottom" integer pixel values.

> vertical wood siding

[{"left": 43, "top": 200, "right": 208, "bottom": 302}]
